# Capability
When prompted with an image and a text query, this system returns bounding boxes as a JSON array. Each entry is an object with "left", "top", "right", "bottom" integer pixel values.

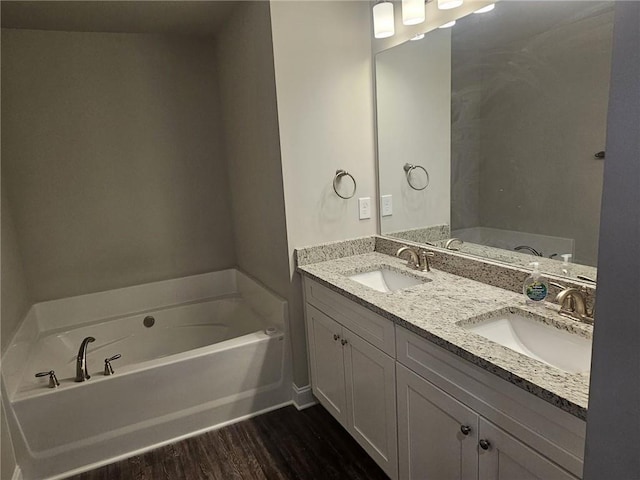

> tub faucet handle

[
  {"left": 35, "top": 370, "right": 60, "bottom": 388},
  {"left": 104, "top": 354, "right": 122, "bottom": 376}
]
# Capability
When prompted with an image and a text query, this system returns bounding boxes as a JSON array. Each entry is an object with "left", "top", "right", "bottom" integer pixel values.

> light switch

[
  {"left": 358, "top": 197, "right": 371, "bottom": 220},
  {"left": 381, "top": 195, "right": 393, "bottom": 216}
]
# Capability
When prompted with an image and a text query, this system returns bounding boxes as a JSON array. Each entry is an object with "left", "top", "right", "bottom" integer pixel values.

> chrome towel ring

[
  {"left": 403, "top": 163, "right": 429, "bottom": 191},
  {"left": 333, "top": 169, "right": 357, "bottom": 199}
]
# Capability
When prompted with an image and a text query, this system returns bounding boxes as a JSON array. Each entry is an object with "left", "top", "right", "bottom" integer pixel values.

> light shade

[
  {"left": 437, "top": 0, "right": 463, "bottom": 10},
  {"left": 402, "top": 0, "right": 425, "bottom": 25},
  {"left": 373, "top": 2, "right": 395, "bottom": 39},
  {"left": 439, "top": 20, "right": 456, "bottom": 28},
  {"left": 474, "top": 3, "right": 495, "bottom": 13}
]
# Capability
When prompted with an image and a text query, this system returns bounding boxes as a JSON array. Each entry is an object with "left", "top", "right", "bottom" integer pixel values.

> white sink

[
  {"left": 348, "top": 267, "right": 430, "bottom": 293},
  {"left": 461, "top": 310, "right": 592, "bottom": 374}
]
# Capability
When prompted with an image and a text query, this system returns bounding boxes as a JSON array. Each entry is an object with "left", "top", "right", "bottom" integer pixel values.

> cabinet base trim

[{"left": 292, "top": 383, "right": 317, "bottom": 410}]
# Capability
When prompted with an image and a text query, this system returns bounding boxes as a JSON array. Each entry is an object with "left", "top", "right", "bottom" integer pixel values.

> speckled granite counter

[{"left": 297, "top": 251, "right": 591, "bottom": 420}]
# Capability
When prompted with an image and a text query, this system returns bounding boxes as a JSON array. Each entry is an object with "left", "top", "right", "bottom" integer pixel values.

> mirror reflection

[{"left": 376, "top": 1, "right": 614, "bottom": 280}]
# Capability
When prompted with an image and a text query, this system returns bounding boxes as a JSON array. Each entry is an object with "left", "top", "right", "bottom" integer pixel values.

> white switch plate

[
  {"left": 381, "top": 195, "right": 393, "bottom": 216},
  {"left": 358, "top": 197, "right": 371, "bottom": 220}
]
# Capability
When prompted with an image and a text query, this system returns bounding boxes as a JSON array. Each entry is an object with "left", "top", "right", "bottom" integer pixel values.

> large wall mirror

[{"left": 376, "top": 1, "right": 614, "bottom": 281}]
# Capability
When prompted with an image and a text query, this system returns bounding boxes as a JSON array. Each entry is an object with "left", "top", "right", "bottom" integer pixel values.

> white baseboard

[
  {"left": 12, "top": 466, "right": 23, "bottom": 480},
  {"left": 291, "top": 383, "right": 316, "bottom": 410}
]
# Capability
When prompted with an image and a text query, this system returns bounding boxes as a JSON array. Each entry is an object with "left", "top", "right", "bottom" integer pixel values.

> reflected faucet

[
  {"left": 445, "top": 238, "right": 464, "bottom": 251},
  {"left": 75, "top": 336, "right": 96, "bottom": 382}
]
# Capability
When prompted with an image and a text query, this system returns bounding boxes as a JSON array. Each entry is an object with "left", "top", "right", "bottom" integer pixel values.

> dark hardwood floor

[{"left": 67, "top": 405, "right": 389, "bottom": 480}]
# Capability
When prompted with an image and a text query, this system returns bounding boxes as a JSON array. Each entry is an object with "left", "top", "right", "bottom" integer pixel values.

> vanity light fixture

[
  {"left": 439, "top": 20, "right": 456, "bottom": 28},
  {"left": 410, "top": 33, "right": 426, "bottom": 41},
  {"left": 402, "top": 0, "right": 426, "bottom": 25},
  {"left": 437, "top": 0, "right": 463, "bottom": 10},
  {"left": 373, "top": 1, "right": 395, "bottom": 39},
  {"left": 474, "top": 3, "right": 495, "bottom": 13}
]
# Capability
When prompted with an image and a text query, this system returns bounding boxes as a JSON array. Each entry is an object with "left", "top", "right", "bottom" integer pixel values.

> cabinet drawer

[
  {"left": 396, "top": 326, "right": 586, "bottom": 478},
  {"left": 304, "top": 278, "right": 395, "bottom": 356}
]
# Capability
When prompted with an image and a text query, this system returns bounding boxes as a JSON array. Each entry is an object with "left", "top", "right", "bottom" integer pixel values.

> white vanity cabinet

[
  {"left": 301, "top": 276, "right": 586, "bottom": 480},
  {"left": 304, "top": 279, "right": 398, "bottom": 479},
  {"left": 396, "top": 327, "right": 585, "bottom": 480}
]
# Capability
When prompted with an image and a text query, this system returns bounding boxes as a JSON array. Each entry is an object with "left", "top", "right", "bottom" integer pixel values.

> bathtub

[{"left": 1, "top": 269, "right": 291, "bottom": 480}]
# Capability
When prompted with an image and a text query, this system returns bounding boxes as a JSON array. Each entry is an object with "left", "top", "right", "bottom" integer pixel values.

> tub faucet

[{"left": 75, "top": 336, "right": 96, "bottom": 382}]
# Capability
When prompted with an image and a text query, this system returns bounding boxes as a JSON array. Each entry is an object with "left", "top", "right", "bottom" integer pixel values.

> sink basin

[
  {"left": 460, "top": 310, "right": 592, "bottom": 374},
  {"left": 348, "top": 267, "right": 430, "bottom": 293}
]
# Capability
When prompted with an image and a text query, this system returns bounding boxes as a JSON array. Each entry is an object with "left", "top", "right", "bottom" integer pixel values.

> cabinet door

[
  {"left": 306, "top": 305, "right": 347, "bottom": 423},
  {"left": 478, "top": 419, "right": 579, "bottom": 480},
  {"left": 397, "top": 364, "right": 479, "bottom": 480},
  {"left": 343, "top": 331, "right": 398, "bottom": 479}
]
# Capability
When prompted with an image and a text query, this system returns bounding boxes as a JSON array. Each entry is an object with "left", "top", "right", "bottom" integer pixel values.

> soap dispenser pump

[
  {"left": 523, "top": 262, "right": 549, "bottom": 304},
  {"left": 561, "top": 254, "right": 572, "bottom": 276}
]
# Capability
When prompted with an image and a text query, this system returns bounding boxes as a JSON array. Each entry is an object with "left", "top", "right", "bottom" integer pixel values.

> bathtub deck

[{"left": 67, "top": 405, "right": 388, "bottom": 480}]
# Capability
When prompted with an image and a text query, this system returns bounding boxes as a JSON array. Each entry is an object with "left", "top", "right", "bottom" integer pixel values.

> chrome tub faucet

[{"left": 75, "top": 336, "right": 96, "bottom": 382}]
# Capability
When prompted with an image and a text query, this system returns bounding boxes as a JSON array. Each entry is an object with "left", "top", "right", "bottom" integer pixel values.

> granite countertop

[{"left": 297, "top": 251, "right": 591, "bottom": 420}]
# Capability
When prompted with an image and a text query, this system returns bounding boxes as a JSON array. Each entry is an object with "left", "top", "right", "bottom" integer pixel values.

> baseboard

[
  {"left": 291, "top": 383, "right": 316, "bottom": 410},
  {"left": 12, "top": 466, "right": 23, "bottom": 480}
]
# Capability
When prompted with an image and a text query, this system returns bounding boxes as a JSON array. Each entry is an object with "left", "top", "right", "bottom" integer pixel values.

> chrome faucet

[
  {"left": 397, "top": 246, "right": 435, "bottom": 272},
  {"left": 75, "top": 336, "right": 96, "bottom": 382},
  {"left": 553, "top": 285, "right": 595, "bottom": 325}
]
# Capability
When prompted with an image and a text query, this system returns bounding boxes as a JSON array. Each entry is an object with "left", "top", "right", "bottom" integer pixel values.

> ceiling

[{"left": 1, "top": 1, "right": 240, "bottom": 37}]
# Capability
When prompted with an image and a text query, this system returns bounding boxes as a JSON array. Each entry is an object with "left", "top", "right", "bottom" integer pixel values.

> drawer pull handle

[
  {"left": 333, "top": 334, "right": 340, "bottom": 341},
  {"left": 341, "top": 339, "right": 348, "bottom": 346},
  {"left": 479, "top": 439, "right": 491, "bottom": 450},
  {"left": 460, "top": 425, "right": 471, "bottom": 435}
]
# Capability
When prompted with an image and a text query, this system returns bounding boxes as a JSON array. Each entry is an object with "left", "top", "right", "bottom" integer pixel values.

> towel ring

[
  {"left": 333, "top": 169, "right": 357, "bottom": 199},
  {"left": 403, "top": 163, "right": 429, "bottom": 191}
]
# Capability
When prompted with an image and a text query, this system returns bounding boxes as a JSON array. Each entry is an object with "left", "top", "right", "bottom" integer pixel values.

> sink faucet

[
  {"left": 75, "top": 336, "right": 96, "bottom": 382},
  {"left": 397, "top": 246, "right": 434, "bottom": 272},
  {"left": 553, "top": 286, "right": 594, "bottom": 325}
]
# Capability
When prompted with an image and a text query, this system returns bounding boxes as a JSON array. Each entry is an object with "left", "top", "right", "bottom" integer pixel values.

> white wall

[
  {"left": 377, "top": 30, "right": 451, "bottom": 234},
  {"left": 216, "top": 2, "right": 290, "bottom": 300},
  {"left": 1, "top": 29, "right": 236, "bottom": 302},
  {"left": 270, "top": 0, "right": 377, "bottom": 386}
]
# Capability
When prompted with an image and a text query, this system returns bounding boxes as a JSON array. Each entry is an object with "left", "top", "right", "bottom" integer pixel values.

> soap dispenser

[
  {"left": 561, "top": 254, "right": 572, "bottom": 276},
  {"left": 523, "top": 262, "right": 549, "bottom": 304}
]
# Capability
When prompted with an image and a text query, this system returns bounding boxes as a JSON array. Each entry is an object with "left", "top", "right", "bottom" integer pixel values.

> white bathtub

[{"left": 1, "top": 269, "right": 291, "bottom": 480}]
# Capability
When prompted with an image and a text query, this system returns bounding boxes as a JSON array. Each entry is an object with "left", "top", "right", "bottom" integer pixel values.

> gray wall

[
  {"left": 451, "top": 4, "right": 612, "bottom": 266},
  {"left": 1, "top": 29, "right": 236, "bottom": 301},
  {"left": 584, "top": 3, "right": 640, "bottom": 478},
  {"left": 1, "top": 400, "right": 17, "bottom": 480},
  {"left": 1, "top": 184, "right": 31, "bottom": 351},
  {"left": 215, "top": 2, "right": 290, "bottom": 300}
]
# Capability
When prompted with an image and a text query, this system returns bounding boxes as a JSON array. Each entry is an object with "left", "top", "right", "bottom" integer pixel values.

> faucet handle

[
  {"left": 104, "top": 354, "right": 122, "bottom": 376},
  {"left": 419, "top": 250, "right": 435, "bottom": 272},
  {"left": 35, "top": 370, "right": 60, "bottom": 388}
]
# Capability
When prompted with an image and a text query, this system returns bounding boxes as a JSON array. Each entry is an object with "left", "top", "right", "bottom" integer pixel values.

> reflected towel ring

[
  {"left": 333, "top": 169, "right": 357, "bottom": 199},
  {"left": 403, "top": 163, "right": 429, "bottom": 191}
]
